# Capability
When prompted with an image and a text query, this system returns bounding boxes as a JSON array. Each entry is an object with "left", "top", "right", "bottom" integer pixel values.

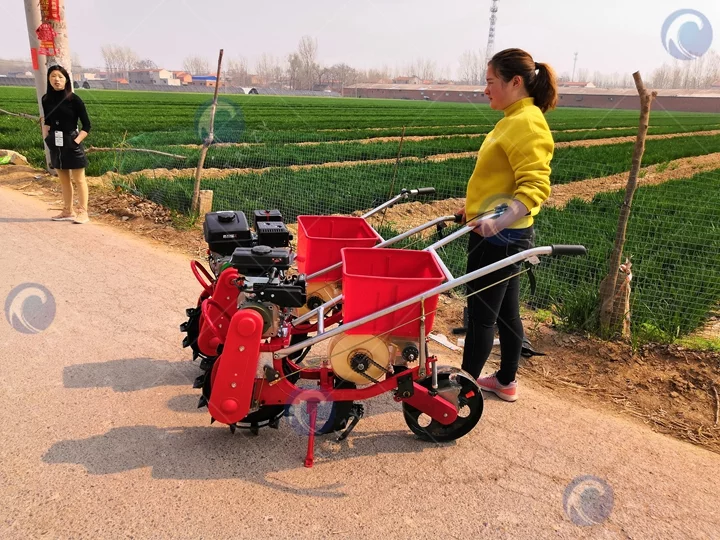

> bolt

[
  {"left": 231, "top": 382, "right": 237, "bottom": 388},
  {"left": 239, "top": 346, "right": 245, "bottom": 352},
  {"left": 443, "top": 413, "right": 448, "bottom": 417}
]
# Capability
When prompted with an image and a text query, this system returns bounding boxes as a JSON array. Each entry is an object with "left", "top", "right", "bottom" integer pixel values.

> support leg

[{"left": 304, "top": 400, "right": 318, "bottom": 468}]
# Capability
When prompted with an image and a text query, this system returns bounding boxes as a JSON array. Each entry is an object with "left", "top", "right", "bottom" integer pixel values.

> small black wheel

[{"left": 402, "top": 373, "right": 483, "bottom": 442}]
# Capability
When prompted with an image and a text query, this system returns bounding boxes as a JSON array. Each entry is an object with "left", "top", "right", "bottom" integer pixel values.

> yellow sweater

[{"left": 465, "top": 97, "right": 554, "bottom": 229}]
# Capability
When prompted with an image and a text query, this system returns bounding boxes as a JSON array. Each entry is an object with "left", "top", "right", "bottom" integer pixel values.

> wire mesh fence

[{"left": 2, "top": 87, "right": 719, "bottom": 342}]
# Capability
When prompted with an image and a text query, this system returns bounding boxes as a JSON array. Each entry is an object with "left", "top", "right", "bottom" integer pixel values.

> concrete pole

[
  {"left": 23, "top": 0, "right": 52, "bottom": 170},
  {"left": 51, "top": 1, "right": 74, "bottom": 85}
]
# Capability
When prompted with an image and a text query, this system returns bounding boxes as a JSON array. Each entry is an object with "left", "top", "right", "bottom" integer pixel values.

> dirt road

[{"left": 1, "top": 185, "right": 718, "bottom": 539}]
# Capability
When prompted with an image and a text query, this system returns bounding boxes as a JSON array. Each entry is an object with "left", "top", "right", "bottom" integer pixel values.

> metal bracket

[{"left": 396, "top": 373, "right": 415, "bottom": 399}]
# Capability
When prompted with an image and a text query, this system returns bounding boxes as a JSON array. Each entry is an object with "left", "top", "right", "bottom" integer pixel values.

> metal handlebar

[{"left": 360, "top": 186, "right": 436, "bottom": 220}]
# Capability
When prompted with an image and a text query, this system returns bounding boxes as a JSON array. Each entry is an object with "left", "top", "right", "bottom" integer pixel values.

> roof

[{"left": 344, "top": 83, "right": 720, "bottom": 98}]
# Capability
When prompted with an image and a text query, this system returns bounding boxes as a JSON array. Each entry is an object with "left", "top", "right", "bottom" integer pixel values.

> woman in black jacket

[{"left": 41, "top": 65, "right": 92, "bottom": 224}]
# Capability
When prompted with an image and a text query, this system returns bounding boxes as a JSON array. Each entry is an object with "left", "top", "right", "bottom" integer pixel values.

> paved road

[{"left": 1, "top": 185, "right": 719, "bottom": 539}]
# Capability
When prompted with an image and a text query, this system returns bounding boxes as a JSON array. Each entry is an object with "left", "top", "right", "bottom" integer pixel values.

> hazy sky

[{"left": 3, "top": 0, "right": 720, "bottom": 77}]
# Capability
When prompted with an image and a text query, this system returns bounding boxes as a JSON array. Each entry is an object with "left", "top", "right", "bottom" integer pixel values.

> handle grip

[
  {"left": 416, "top": 187, "right": 436, "bottom": 195},
  {"left": 551, "top": 245, "right": 588, "bottom": 257}
]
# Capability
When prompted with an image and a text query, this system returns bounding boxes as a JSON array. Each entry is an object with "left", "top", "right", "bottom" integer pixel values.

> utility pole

[
  {"left": 24, "top": 0, "right": 51, "bottom": 169},
  {"left": 572, "top": 52, "right": 578, "bottom": 82},
  {"left": 24, "top": 0, "right": 75, "bottom": 171}
]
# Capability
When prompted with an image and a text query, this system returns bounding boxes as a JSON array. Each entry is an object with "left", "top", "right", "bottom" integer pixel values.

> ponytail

[{"left": 530, "top": 61, "right": 558, "bottom": 113}]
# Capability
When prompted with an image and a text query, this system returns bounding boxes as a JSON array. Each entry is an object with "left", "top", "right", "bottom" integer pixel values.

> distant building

[
  {"left": 558, "top": 81, "right": 596, "bottom": 88},
  {"left": 190, "top": 75, "right": 217, "bottom": 87},
  {"left": 172, "top": 71, "right": 193, "bottom": 84},
  {"left": 393, "top": 76, "right": 421, "bottom": 85},
  {"left": 129, "top": 68, "right": 179, "bottom": 85}
]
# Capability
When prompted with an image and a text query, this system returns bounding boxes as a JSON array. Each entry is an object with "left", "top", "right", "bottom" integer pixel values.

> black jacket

[{"left": 42, "top": 93, "right": 91, "bottom": 170}]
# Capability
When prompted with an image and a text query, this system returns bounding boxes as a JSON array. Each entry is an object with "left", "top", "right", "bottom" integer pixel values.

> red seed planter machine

[{"left": 180, "top": 187, "right": 586, "bottom": 467}]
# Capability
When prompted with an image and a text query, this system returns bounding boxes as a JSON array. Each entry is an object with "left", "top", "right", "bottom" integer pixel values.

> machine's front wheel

[{"left": 402, "top": 373, "right": 483, "bottom": 442}]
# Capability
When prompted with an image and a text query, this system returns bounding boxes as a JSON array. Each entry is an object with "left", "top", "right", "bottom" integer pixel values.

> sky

[{"left": 3, "top": 0, "right": 720, "bottom": 78}]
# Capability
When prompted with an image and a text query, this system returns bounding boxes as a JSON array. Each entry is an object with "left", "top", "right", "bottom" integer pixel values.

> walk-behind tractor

[{"left": 179, "top": 188, "right": 587, "bottom": 467}]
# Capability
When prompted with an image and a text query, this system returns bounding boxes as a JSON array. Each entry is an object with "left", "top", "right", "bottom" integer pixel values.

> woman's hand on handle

[{"left": 468, "top": 199, "right": 529, "bottom": 237}]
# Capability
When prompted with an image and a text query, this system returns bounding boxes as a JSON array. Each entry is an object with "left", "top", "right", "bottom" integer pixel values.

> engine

[{"left": 202, "top": 209, "right": 305, "bottom": 339}]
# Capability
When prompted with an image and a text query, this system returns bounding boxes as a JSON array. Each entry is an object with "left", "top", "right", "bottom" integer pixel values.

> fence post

[
  {"left": 598, "top": 72, "right": 657, "bottom": 338},
  {"left": 198, "top": 190, "right": 214, "bottom": 224},
  {"left": 191, "top": 49, "right": 224, "bottom": 215}
]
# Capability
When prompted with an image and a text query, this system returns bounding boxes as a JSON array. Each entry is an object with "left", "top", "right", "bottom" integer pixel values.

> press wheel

[{"left": 402, "top": 373, "right": 483, "bottom": 442}]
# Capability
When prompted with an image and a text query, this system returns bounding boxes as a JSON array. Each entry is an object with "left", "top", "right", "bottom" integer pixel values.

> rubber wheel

[{"left": 402, "top": 373, "right": 484, "bottom": 442}]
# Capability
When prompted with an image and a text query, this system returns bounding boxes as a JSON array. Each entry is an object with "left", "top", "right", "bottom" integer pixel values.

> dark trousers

[{"left": 461, "top": 229, "right": 534, "bottom": 385}]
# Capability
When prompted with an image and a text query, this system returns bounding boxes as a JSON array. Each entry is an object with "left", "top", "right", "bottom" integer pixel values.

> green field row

[
  {"left": 120, "top": 133, "right": 720, "bottom": 215},
  {"left": 5, "top": 120, "right": 719, "bottom": 178},
  {"left": 2, "top": 86, "right": 719, "bottom": 151}
]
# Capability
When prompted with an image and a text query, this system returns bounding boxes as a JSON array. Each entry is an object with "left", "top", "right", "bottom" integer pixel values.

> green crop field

[{"left": 2, "top": 86, "right": 720, "bottom": 176}]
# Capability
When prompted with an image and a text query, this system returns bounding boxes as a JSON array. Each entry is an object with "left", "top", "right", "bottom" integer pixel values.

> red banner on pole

[
  {"left": 36, "top": 23, "right": 57, "bottom": 56},
  {"left": 40, "top": 0, "right": 61, "bottom": 21},
  {"left": 31, "top": 48, "right": 39, "bottom": 70}
]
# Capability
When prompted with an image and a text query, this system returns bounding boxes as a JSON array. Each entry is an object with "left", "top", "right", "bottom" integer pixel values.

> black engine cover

[
  {"left": 203, "top": 211, "right": 253, "bottom": 256},
  {"left": 256, "top": 221, "right": 291, "bottom": 248},
  {"left": 230, "top": 245, "right": 292, "bottom": 276}
]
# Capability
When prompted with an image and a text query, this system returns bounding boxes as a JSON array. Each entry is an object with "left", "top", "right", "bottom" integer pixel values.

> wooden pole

[
  {"left": 191, "top": 49, "right": 224, "bottom": 215},
  {"left": 599, "top": 72, "right": 657, "bottom": 336}
]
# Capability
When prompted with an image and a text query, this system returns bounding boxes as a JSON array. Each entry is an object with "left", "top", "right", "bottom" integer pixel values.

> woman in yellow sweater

[{"left": 461, "top": 48, "right": 557, "bottom": 402}]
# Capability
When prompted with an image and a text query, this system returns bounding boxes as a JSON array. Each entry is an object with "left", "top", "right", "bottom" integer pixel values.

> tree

[
  {"left": 101, "top": 45, "right": 139, "bottom": 79},
  {"left": 71, "top": 52, "right": 82, "bottom": 70},
  {"left": 415, "top": 58, "right": 436, "bottom": 81},
  {"left": 134, "top": 58, "right": 158, "bottom": 70},
  {"left": 328, "top": 63, "right": 358, "bottom": 90},
  {"left": 458, "top": 50, "right": 482, "bottom": 84},
  {"left": 256, "top": 54, "right": 281, "bottom": 87},
  {"left": 226, "top": 56, "right": 250, "bottom": 86},
  {"left": 184, "top": 56, "right": 210, "bottom": 75},
  {"left": 287, "top": 52, "right": 302, "bottom": 89},
  {"left": 297, "top": 35, "right": 319, "bottom": 89},
  {"left": 101, "top": 44, "right": 120, "bottom": 75}
]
